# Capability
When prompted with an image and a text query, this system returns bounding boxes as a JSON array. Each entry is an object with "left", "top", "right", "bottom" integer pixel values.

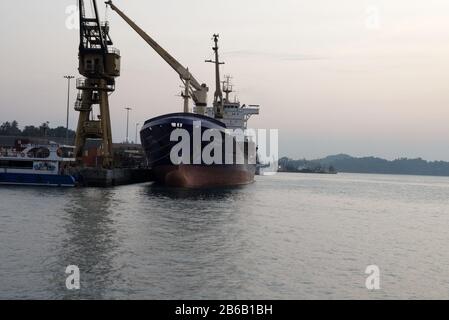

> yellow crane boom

[{"left": 105, "top": 1, "right": 208, "bottom": 110}]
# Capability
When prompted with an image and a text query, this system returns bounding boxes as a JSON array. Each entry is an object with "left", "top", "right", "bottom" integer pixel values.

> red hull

[{"left": 153, "top": 164, "right": 255, "bottom": 188}]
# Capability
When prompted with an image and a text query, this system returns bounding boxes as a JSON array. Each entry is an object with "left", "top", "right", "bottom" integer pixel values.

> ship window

[
  {"left": 27, "top": 147, "right": 50, "bottom": 159},
  {"left": 0, "top": 160, "right": 34, "bottom": 169},
  {"left": 57, "top": 147, "right": 74, "bottom": 158}
]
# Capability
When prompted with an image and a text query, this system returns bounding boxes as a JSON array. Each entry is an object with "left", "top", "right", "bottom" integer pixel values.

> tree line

[
  {"left": 0, "top": 120, "right": 76, "bottom": 138},
  {"left": 279, "top": 154, "right": 449, "bottom": 177}
]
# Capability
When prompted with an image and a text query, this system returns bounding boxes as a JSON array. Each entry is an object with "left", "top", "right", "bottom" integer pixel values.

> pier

[
  {"left": 74, "top": 167, "right": 153, "bottom": 187},
  {"left": 71, "top": 142, "right": 154, "bottom": 187}
]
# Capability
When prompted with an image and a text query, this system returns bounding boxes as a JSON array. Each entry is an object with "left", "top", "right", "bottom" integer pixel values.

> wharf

[{"left": 74, "top": 167, "right": 154, "bottom": 187}]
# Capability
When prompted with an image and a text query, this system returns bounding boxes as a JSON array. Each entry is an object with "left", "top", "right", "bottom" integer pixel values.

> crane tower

[{"left": 74, "top": 0, "right": 121, "bottom": 168}]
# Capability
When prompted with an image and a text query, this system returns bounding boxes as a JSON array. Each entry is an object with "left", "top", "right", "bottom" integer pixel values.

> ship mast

[{"left": 206, "top": 34, "right": 225, "bottom": 119}]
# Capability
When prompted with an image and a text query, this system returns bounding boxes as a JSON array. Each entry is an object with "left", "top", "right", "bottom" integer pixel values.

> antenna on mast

[
  {"left": 205, "top": 34, "right": 225, "bottom": 119},
  {"left": 222, "top": 75, "right": 233, "bottom": 103}
]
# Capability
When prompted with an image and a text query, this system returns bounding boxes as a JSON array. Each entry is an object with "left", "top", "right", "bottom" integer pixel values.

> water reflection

[
  {"left": 53, "top": 188, "right": 119, "bottom": 299},
  {"left": 146, "top": 183, "right": 251, "bottom": 201},
  {"left": 137, "top": 183, "right": 256, "bottom": 299}
]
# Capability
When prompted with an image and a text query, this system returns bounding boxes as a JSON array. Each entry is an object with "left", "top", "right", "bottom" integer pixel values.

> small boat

[{"left": 0, "top": 143, "right": 77, "bottom": 187}]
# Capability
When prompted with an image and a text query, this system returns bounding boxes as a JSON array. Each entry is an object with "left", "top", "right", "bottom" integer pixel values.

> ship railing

[{"left": 0, "top": 150, "right": 26, "bottom": 158}]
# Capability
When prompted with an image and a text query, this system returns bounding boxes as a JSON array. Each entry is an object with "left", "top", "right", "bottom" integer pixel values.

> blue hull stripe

[{"left": 0, "top": 173, "right": 76, "bottom": 187}]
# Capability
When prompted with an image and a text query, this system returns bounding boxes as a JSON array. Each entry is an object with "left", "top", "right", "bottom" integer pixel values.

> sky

[{"left": 1, "top": 0, "right": 449, "bottom": 160}]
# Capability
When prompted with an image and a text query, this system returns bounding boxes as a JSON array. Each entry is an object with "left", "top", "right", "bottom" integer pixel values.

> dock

[{"left": 75, "top": 167, "right": 153, "bottom": 187}]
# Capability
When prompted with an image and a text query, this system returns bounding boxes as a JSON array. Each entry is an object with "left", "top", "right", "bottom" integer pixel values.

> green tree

[
  {"left": 0, "top": 121, "right": 21, "bottom": 136},
  {"left": 0, "top": 121, "right": 11, "bottom": 135},
  {"left": 22, "top": 125, "right": 41, "bottom": 137}
]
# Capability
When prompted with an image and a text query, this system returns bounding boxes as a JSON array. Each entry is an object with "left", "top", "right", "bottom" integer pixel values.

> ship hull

[
  {"left": 0, "top": 172, "right": 76, "bottom": 187},
  {"left": 140, "top": 113, "right": 256, "bottom": 188},
  {"left": 153, "top": 164, "right": 255, "bottom": 188}
]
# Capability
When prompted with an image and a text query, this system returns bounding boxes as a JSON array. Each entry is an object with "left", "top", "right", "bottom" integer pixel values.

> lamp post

[
  {"left": 64, "top": 75, "right": 75, "bottom": 145},
  {"left": 125, "top": 107, "right": 132, "bottom": 143},
  {"left": 135, "top": 123, "right": 140, "bottom": 144}
]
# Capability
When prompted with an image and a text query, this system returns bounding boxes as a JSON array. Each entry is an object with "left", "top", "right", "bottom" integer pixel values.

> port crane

[
  {"left": 105, "top": 1, "right": 218, "bottom": 117},
  {"left": 74, "top": 0, "right": 121, "bottom": 168}
]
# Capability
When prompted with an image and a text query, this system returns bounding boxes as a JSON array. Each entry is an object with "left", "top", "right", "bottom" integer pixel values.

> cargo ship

[
  {"left": 140, "top": 110, "right": 258, "bottom": 188},
  {"left": 107, "top": 2, "right": 260, "bottom": 188}
]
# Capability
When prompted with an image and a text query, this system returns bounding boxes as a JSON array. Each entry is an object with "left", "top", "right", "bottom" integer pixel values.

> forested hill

[{"left": 280, "top": 154, "right": 449, "bottom": 177}]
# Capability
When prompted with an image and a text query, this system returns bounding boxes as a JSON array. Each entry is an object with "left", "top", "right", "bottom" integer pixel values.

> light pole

[
  {"left": 135, "top": 123, "right": 140, "bottom": 144},
  {"left": 125, "top": 107, "right": 132, "bottom": 143},
  {"left": 64, "top": 75, "right": 75, "bottom": 145}
]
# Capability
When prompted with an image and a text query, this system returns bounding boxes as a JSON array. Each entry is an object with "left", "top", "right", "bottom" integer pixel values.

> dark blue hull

[
  {"left": 0, "top": 173, "right": 76, "bottom": 187},
  {"left": 140, "top": 112, "right": 256, "bottom": 188}
]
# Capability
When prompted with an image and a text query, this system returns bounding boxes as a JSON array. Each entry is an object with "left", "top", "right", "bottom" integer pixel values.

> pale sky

[{"left": 1, "top": 0, "right": 449, "bottom": 160}]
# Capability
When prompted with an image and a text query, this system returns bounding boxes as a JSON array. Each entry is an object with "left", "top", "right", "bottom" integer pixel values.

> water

[{"left": 1, "top": 172, "right": 449, "bottom": 299}]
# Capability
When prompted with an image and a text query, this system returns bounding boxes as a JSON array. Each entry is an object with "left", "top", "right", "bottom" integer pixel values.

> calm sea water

[{"left": 1, "top": 172, "right": 449, "bottom": 299}]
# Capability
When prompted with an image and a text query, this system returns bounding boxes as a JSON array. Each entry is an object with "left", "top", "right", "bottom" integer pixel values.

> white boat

[{"left": 0, "top": 143, "right": 77, "bottom": 187}]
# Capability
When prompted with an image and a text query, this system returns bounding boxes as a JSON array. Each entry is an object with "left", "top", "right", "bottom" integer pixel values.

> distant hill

[
  {"left": 318, "top": 154, "right": 353, "bottom": 164},
  {"left": 279, "top": 155, "right": 449, "bottom": 177}
]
